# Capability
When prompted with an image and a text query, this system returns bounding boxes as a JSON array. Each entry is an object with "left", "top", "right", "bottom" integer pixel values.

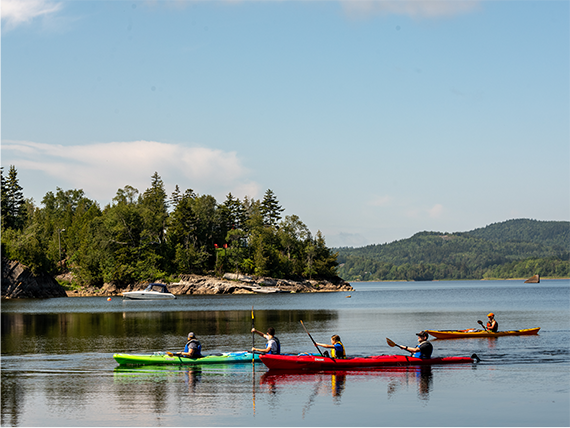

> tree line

[
  {"left": 1, "top": 167, "right": 338, "bottom": 287},
  {"left": 335, "top": 221, "right": 569, "bottom": 281}
]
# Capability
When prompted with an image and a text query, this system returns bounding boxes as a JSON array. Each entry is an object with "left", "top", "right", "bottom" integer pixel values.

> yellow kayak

[{"left": 426, "top": 327, "right": 540, "bottom": 339}]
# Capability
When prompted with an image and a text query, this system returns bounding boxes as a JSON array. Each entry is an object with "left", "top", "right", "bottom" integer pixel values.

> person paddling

[
  {"left": 182, "top": 332, "right": 202, "bottom": 358},
  {"left": 485, "top": 313, "right": 498, "bottom": 332},
  {"left": 316, "top": 335, "right": 346, "bottom": 359},
  {"left": 251, "top": 327, "right": 281, "bottom": 354},
  {"left": 397, "top": 331, "right": 433, "bottom": 359}
]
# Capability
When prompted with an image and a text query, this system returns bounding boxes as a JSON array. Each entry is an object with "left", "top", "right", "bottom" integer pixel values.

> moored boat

[
  {"left": 122, "top": 283, "right": 176, "bottom": 300},
  {"left": 425, "top": 327, "right": 540, "bottom": 339},
  {"left": 114, "top": 351, "right": 260, "bottom": 366},
  {"left": 259, "top": 353, "right": 478, "bottom": 370}
]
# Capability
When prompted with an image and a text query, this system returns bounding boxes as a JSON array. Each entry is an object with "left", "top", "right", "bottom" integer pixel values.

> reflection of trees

[
  {"left": 2, "top": 309, "right": 340, "bottom": 355},
  {"left": 1, "top": 373, "right": 24, "bottom": 427}
]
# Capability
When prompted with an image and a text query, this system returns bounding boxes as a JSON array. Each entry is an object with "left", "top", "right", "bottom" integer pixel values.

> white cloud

[
  {"left": 145, "top": 0, "right": 484, "bottom": 18},
  {"left": 428, "top": 203, "right": 444, "bottom": 218},
  {"left": 1, "top": 0, "right": 63, "bottom": 31},
  {"left": 340, "top": 0, "right": 481, "bottom": 19},
  {"left": 368, "top": 195, "right": 393, "bottom": 207},
  {"left": 2, "top": 140, "right": 260, "bottom": 202}
]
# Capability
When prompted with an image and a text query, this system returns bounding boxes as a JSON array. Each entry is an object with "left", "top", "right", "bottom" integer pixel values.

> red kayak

[{"left": 260, "top": 353, "right": 479, "bottom": 370}]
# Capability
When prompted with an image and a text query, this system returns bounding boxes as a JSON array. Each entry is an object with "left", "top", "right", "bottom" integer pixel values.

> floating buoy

[
  {"left": 107, "top": 297, "right": 112, "bottom": 301},
  {"left": 346, "top": 295, "right": 351, "bottom": 298}
]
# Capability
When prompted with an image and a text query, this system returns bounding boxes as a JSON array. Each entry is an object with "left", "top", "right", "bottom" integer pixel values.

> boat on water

[
  {"left": 122, "top": 283, "right": 176, "bottom": 300},
  {"left": 259, "top": 353, "right": 478, "bottom": 370},
  {"left": 113, "top": 351, "right": 260, "bottom": 366},
  {"left": 425, "top": 327, "right": 540, "bottom": 339}
]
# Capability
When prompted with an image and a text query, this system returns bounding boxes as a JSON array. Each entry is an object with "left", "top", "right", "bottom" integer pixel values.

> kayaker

[
  {"left": 486, "top": 313, "right": 498, "bottom": 332},
  {"left": 398, "top": 331, "right": 433, "bottom": 359},
  {"left": 182, "top": 332, "right": 202, "bottom": 358},
  {"left": 251, "top": 327, "right": 281, "bottom": 354},
  {"left": 316, "top": 335, "right": 346, "bottom": 359}
]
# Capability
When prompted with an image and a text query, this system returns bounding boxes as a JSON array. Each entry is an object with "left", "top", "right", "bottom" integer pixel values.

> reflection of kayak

[
  {"left": 260, "top": 366, "right": 426, "bottom": 384},
  {"left": 259, "top": 353, "right": 478, "bottom": 370},
  {"left": 113, "top": 351, "right": 260, "bottom": 366},
  {"left": 426, "top": 327, "right": 540, "bottom": 339}
]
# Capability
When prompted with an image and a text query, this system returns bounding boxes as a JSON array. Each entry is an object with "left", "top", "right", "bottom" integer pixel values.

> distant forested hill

[{"left": 335, "top": 219, "right": 569, "bottom": 281}]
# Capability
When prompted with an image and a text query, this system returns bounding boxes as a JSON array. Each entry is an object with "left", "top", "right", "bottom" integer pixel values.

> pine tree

[
  {"left": 1, "top": 165, "right": 26, "bottom": 230},
  {"left": 1, "top": 167, "right": 8, "bottom": 229},
  {"left": 260, "top": 189, "right": 284, "bottom": 227}
]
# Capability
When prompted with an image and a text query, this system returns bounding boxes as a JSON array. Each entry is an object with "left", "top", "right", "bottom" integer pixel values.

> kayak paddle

[
  {"left": 477, "top": 320, "right": 488, "bottom": 331},
  {"left": 300, "top": 320, "right": 324, "bottom": 357},
  {"left": 386, "top": 337, "right": 412, "bottom": 354},
  {"left": 251, "top": 306, "right": 255, "bottom": 362}
]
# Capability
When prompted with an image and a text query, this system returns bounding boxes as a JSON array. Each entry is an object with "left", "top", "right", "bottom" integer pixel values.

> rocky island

[
  {"left": 2, "top": 257, "right": 353, "bottom": 299},
  {"left": 64, "top": 272, "right": 353, "bottom": 297}
]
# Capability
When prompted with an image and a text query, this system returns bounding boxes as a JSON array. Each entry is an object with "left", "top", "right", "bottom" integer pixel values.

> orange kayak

[{"left": 426, "top": 327, "right": 540, "bottom": 339}]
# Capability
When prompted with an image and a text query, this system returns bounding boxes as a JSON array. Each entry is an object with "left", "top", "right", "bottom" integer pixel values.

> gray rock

[{"left": 2, "top": 258, "right": 67, "bottom": 299}]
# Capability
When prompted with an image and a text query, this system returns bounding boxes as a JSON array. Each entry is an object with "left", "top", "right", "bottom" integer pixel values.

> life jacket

[
  {"left": 413, "top": 341, "right": 433, "bottom": 359},
  {"left": 332, "top": 342, "right": 346, "bottom": 359},
  {"left": 185, "top": 339, "right": 202, "bottom": 357},
  {"left": 487, "top": 320, "right": 498, "bottom": 332},
  {"left": 268, "top": 336, "right": 280, "bottom": 354}
]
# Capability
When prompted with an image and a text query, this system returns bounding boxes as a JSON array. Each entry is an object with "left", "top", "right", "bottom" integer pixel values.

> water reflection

[{"left": 260, "top": 365, "right": 437, "bottom": 411}]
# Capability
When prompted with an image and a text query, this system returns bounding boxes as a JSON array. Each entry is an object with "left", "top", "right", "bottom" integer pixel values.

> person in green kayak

[
  {"left": 316, "top": 335, "right": 346, "bottom": 359},
  {"left": 398, "top": 331, "right": 433, "bottom": 359},
  {"left": 251, "top": 327, "right": 281, "bottom": 354},
  {"left": 182, "top": 332, "right": 202, "bottom": 358}
]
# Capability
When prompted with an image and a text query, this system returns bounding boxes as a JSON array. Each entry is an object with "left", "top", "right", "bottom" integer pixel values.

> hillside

[{"left": 335, "top": 219, "right": 569, "bottom": 281}]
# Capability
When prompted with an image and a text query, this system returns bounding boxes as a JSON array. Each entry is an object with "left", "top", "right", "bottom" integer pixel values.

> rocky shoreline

[
  {"left": 64, "top": 272, "right": 354, "bottom": 297},
  {"left": 2, "top": 257, "right": 353, "bottom": 298}
]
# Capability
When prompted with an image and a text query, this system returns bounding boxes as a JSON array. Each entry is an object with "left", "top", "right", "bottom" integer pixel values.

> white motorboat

[{"left": 122, "top": 283, "right": 176, "bottom": 300}]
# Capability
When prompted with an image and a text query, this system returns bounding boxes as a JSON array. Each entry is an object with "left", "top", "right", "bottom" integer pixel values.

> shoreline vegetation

[
  {"left": 2, "top": 170, "right": 342, "bottom": 298},
  {"left": 335, "top": 219, "right": 569, "bottom": 282}
]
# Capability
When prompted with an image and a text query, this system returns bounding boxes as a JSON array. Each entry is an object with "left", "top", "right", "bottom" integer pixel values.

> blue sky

[{"left": 2, "top": 0, "right": 569, "bottom": 247}]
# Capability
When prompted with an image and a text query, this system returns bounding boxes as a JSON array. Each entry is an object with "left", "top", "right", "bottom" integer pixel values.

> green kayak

[{"left": 113, "top": 351, "right": 260, "bottom": 366}]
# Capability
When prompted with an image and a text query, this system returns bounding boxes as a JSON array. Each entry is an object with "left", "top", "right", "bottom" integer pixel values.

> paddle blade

[
  {"left": 251, "top": 306, "right": 254, "bottom": 320},
  {"left": 477, "top": 320, "right": 483, "bottom": 325},
  {"left": 386, "top": 338, "right": 397, "bottom": 347}
]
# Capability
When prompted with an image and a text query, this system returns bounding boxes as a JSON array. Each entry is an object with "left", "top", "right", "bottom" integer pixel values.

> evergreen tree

[
  {"left": 5, "top": 165, "right": 25, "bottom": 229},
  {"left": 1, "top": 167, "right": 7, "bottom": 228},
  {"left": 260, "top": 189, "right": 284, "bottom": 227}
]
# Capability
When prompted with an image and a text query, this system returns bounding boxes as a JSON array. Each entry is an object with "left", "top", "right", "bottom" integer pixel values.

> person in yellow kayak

[
  {"left": 486, "top": 313, "right": 498, "bottom": 332},
  {"left": 316, "top": 335, "right": 346, "bottom": 359}
]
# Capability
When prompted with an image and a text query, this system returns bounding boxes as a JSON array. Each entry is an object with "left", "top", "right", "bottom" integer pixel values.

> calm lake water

[{"left": 2, "top": 279, "right": 569, "bottom": 427}]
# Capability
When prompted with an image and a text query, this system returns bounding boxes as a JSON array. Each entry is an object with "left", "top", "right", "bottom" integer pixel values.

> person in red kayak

[
  {"left": 316, "top": 335, "right": 346, "bottom": 359},
  {"left": 486, "top": 313, "right": 498, "bottom": 332},
  {"left": 399, "top": 331, "right": 433, "bottom": 359},
  {"left": 251, "top": 327, "right": 281, "bottom": 354}
]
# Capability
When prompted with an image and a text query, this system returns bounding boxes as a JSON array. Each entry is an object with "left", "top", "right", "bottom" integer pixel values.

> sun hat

[{"left": 488, "top": 313, "right": 494, "bottom": 317}]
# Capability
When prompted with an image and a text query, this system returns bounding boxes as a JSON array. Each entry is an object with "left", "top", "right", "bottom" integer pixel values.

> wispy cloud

[
  {"left": 340, "top": 0, "right": 481, "bottom": 19},
  {"left": 1, "top": 0, "right": 63, "bottom": 31},
  {"left": 2, "top": 140, "right": 260, "bottom": 202},
  {"left": 145, "top": 0, "right": 484, "bottom": 18}
]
